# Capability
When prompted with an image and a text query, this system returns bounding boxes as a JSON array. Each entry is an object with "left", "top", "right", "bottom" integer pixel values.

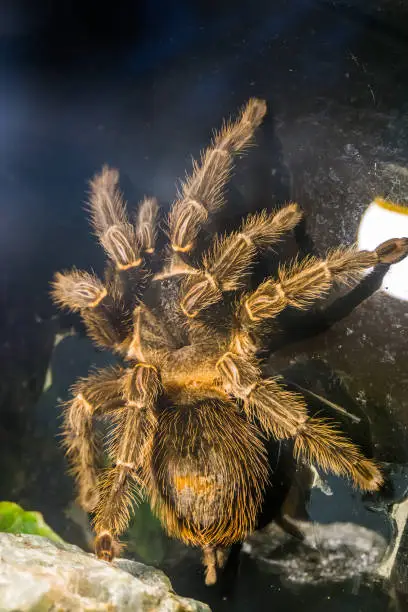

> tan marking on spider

[
  {"left": 127, "top": 400, "right": 145, "bottom": 409},
  {"left": 116, "top": 259, "right": 142, "bottom": 270},
  {"left": 173, "top": 474, "right": 215, "bottom": 495},
  {"left": 172, "top": 243, "right": 194, "bottom": 253},
  {"left": 243, "top": 297, "right": 258, "bottom": 321},
  {"left": 86, "top": 287, "right": 108, "bottom": 308},
  {"left": 275, "top": 282, "right": 286, "bottom": 299},
  {"left": 116, "top": 460, "right": 136, "bottom": 470}
]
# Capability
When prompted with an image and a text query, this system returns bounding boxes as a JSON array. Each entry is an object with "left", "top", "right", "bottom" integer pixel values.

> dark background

[{"left": 1, "top": 1, "right": 408, "bottom": 610}]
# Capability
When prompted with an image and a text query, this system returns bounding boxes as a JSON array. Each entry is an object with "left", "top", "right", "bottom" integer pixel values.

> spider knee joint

[
  {"left": 243, "top": 297, "right": 259, "bottom": 322},
  {"left": 237, "top": 231, "right": 254, "bottom": 247},
  {"left": 180, "top": 272, "right": 221, "bottom": 317},
  {"left": 216, "top": 351, "right": 259, "bottom": 396},
  {"left": 215, "top": 351, "right": 234, "bottom": 370}
]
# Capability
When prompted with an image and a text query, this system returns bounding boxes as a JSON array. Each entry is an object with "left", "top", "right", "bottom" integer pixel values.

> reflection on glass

[{"left": 358, "top": 198, "right": 408, "bottom": 301}]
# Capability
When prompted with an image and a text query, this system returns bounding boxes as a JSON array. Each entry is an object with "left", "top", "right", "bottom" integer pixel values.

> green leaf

[{"left": 0, "top": 502, "right": 64, "bottom": 543}]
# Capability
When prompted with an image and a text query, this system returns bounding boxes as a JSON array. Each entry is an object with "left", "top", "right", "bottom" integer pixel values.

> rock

[
  {"left": 0, "top": 533, "right": 210, "bottom": 612},
  {"left": 244, "top": 521, "right": 387, "bottom": 586}
]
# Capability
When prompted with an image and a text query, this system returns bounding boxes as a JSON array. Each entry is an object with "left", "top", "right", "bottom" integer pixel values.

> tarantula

[{"left": 52, "top": 98, "right": 408, "bottom": 585}]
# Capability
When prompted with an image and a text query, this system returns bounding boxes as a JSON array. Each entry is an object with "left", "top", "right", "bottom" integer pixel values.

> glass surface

[{"left": 1, "top": 1, "right": 407, "bottom": 610}]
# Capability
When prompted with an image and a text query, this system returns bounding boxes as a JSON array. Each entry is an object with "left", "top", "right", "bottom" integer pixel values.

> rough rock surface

[
  {"left": 0, "top": 533, "right": 210, "bottom": 612},
  {"left": 244, "top": 521, "right": 387, "bottom": 585}
]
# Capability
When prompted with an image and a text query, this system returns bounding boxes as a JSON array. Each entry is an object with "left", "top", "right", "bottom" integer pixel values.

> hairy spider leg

[
  {"left": 126, "top": 302, "right": 176, "bottom": 364},
  {"left": 88, "top": 166, "right": 157, "bottom": 321},
  {"left": 51, "top": 268, "right": 135, "bottom": 354},
  {"left": 216, "top": 351, "right": 382, "bottom": 491},
  {"left": 202, "top": 546, "right": 227, "bottom": 585},
  {"left": 167, "top": 98, "right": 267, "bottom": 256},
  {"left": 214, "top": 239, "right": 408, "bottom": 490},
  {"left": 230, "top": 238, "right": 408, "bottom": 358},
  {"left": 179, "top": 203, "right": 303, "bottom": 317},
  {"left": 134, "top": 196, "right": 159, "bottom": 255},
  {"left": 88, "top": 165, "right": 143, "bottom": 270},
  {"left": 238, "top": 238, "right": 408, "bottom": 329},
  {"left": 51, "top": 171, "right": 163, "bottom": 353},
  {"left": 62, "top": 367, "right": 125, "bottom": 511},
  {"left": 94, "top": 363, "right": 161, "bottom": 561}
]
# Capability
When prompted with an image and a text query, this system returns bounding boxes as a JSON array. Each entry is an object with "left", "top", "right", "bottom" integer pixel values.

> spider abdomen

[{"left": 146, "top": 399, "right": 269, "bottom": 547}]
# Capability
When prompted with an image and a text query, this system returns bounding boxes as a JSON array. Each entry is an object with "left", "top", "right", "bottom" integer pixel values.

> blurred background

[{"left": 1, "top": 1, "right": 408, "bottom": 610}]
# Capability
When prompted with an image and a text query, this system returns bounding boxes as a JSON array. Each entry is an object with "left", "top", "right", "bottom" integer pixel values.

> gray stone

[
  {"left": 244, "top": 521, "right": 387, "bottom": 586},
  {"left": 0, "top": 533, "right": 210, "bottom": 612}
]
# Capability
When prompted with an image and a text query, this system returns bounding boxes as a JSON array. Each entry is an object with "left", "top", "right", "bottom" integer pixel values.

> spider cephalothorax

[{"left": 52, "top": 98, "right": 408, "bottom": 585}]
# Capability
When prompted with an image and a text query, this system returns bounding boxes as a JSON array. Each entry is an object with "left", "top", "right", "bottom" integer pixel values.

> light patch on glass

[{"left": 357, "top": 198, "right": 408, "bottom": 301}]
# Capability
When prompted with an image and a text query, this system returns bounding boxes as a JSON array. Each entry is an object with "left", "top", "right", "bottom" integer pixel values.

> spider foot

[
  {"left": 94, "top": 531, "right": 122, "bottom": 562},
  {"left": 375, "top": 237, "right": 408, "bottom": 264},
  {"left": 203, "top": 546, "right": 218, "bottom": 586}
]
